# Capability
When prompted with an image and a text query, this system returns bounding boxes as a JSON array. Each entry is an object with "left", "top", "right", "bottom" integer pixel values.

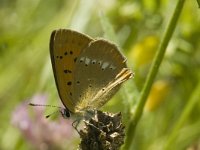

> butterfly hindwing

[{"left": 72, "top": 39, "right": 132, "bottom": 112}]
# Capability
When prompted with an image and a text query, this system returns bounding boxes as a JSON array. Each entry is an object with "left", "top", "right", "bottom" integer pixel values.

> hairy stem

[{"left": 123, "top": 0, "right": 186, "bottom": 149}]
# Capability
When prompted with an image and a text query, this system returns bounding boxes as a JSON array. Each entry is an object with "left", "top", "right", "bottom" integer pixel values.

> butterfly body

[{"left": 50, "top": 29, "right": 133, "bottom": 116}]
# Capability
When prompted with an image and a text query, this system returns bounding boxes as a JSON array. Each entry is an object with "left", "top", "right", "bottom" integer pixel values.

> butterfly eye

[{"left": 61, "top": 109, "right": 70, "bottom": 118}]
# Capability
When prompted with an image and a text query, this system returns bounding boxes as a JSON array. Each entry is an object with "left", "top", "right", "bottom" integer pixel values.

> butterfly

[{"left": 48, "top": 29, "right": 133, "bottom": 119}]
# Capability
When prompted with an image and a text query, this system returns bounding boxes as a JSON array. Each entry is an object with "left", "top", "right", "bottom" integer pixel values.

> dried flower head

[{"left": 79, "top": 110, "right": 125, "bottom": 150}]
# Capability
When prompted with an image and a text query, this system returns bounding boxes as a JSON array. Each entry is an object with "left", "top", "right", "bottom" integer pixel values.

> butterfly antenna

[
  {"left": 45, "top": 110, "right": 60, "bottom": 118},
  {"left": 29, "top": 103, "right": 63, "bottom": 109}
]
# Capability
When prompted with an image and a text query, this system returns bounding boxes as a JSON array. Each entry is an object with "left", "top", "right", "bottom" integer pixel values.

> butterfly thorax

[{"left": 70, "top": 109, "right": 96, "bottom": 122}]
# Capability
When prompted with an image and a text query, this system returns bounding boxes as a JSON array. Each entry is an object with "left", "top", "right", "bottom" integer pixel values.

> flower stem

[{"left": 123, "top": 0, "right": 186, "bottom": 149}]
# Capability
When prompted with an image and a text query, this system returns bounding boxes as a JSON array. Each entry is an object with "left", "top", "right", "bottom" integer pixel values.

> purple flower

[{"left": 11, "top": 94, "right": 78, "bottom": 150}]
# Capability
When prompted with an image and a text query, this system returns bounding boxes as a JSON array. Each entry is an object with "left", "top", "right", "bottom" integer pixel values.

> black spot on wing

[
  {"left": 64, "top": 69, "right": 72, "bottom": 73},
  {"left": 67, "top": 81, "right": 72, "bottom": 86}
]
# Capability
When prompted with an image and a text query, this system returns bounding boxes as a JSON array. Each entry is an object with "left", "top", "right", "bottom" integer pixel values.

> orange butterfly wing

[{"left": 50, "top": 29, "right": 93, "bottom": 112}]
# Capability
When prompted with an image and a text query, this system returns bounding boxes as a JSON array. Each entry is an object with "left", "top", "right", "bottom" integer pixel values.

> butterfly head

[{"left": 60, "top": 108, "right": 71, "bottom": 118}]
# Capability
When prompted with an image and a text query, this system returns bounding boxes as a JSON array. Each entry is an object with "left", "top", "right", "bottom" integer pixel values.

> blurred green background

[{"left": 0, "top": 0, "right": 200, "bottom": 150}]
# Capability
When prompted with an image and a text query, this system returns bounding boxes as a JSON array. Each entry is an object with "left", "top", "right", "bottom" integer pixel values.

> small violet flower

[{"left": 11, "top": 94, "right": 77, "bottom": 150}]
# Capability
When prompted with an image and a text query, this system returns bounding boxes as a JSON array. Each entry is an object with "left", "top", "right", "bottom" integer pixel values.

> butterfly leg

[
  {"left": 72, "top": 119, "right": 81, "bottom": 133},
  {"left": 83, "top": 120, "right": 105, "bottom": 133}
]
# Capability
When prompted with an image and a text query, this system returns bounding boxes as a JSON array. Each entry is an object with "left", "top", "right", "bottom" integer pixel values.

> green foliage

[{"left": 0, "top": 0, "right": 200, "bottom": 149}]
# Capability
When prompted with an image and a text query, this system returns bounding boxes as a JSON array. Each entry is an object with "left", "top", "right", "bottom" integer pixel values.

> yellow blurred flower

[
  {"left": 145, "top": 80, "right": 170, "bottom": 111},
  {"left": 129, "top": 35, "right": 159, "bottom": 67}
]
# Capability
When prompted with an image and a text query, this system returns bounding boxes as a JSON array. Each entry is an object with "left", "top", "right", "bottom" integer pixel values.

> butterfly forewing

[
  {"left": 50, "top": 29, "right": 93, "bottom": 112},
  {"left": 72, "top": 39, "right": 131, "bottom": 112}
]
